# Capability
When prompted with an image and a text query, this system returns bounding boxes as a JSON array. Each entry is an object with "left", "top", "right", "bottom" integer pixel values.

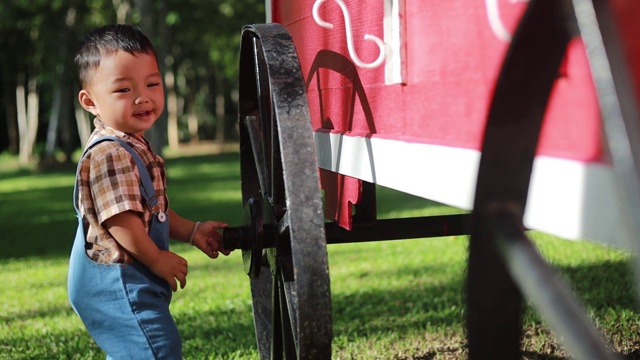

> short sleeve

[{"left": 89, "top": 144, "right": 145, "bottom": 224}]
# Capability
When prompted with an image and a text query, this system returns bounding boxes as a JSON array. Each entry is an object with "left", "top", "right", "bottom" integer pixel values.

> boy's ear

[{"left": 78, "top": 90, "right": 99, "bottom": 116}]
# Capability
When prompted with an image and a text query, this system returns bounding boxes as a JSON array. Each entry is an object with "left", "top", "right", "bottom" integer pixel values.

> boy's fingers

[
  {"left": 206, "top": 221, "right": 228, "bottom": 230},
  {"left": 177, "top": 265, "right": 187, "bottom": 289},
  {"left": 168, "top": 278, "right": 177, "bottom": 292}
]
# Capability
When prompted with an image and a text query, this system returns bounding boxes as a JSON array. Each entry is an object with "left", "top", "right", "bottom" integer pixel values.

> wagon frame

[{"left": 222, "top": 0, "right": 640, "bottom": 358}]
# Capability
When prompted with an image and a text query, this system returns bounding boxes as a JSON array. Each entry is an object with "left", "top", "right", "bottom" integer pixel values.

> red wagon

[{"left": 222, "top": 0, "right": 640, "bottom": 358}]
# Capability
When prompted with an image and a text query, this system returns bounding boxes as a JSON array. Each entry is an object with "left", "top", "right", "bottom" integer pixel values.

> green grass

[{"left": 1, "top": 150, "right": 639, "bottom": 359}]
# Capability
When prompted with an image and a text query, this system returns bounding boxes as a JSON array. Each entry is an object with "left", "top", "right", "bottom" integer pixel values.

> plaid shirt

[{"left": 77, "top": 119, "right": 168, "bottom": 263}]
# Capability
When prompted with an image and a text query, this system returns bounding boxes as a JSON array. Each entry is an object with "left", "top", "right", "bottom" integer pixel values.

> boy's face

[{"left": 78, "top": 51, "right": 164, "bottom": 137}]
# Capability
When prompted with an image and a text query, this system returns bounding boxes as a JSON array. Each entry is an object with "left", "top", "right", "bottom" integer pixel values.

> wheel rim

[{"left": 238, "top": 23, "right": 333, "bottom": 359}]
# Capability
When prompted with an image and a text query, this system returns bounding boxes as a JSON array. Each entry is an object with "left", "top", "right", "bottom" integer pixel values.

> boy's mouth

[{"left": 135, "top": 110, "right": 152, "bottom": 117}]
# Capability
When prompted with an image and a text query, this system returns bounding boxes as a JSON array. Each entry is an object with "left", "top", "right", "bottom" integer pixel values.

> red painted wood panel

[
  {"left": 269, "top": 1, "right": 640, "bottom": 229},
  {"left": 271, "top": 0, "right": 640, "bottom": 164}
]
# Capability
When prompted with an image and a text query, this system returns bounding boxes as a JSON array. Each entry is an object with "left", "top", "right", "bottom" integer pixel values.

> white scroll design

[
  {"left": 312, "top": 0, "right": 387, "bottom": 69},
  {"left": 485, "top": 0, "right": 530, "bottom": 42}
]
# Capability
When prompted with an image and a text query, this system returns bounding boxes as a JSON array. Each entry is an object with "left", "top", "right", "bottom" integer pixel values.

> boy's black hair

[{"left": 75, "top": 24, "right": 157, "bottom": 88}]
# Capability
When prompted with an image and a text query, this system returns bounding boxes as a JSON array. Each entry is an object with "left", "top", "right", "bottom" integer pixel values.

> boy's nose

[{"left": 134, "top": 96, "right": 149, "bottom": 104}]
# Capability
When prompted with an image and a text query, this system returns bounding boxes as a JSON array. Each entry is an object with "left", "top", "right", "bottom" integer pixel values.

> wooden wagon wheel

[{"left": 231, "top": 24, "right": 332, "bottom": 359}]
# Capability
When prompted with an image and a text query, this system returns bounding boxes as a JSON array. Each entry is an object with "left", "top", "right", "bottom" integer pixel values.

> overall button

[{"left": 157, "top": 212, "right": 167, "bottom": 222}]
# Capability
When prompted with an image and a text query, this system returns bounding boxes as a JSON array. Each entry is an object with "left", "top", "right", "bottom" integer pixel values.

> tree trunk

[
  {"left": 214, "top": 78, "right": 225, "bottom": 148},
  {"left": 112, "top": 0, "right": 132, "bottom": 23},
  {"left": 42, "top": 78, "right": 75, "bottom": 166},
  {"left": 40, "top": 0, "right": 86, "bottom": 160},
  {"left": 75, "top": 100, "right": 92, "bottom": 147},
  {"left": 1, "top": 60, "right": 18, "bottom": 154},
  {"left": 43, "top": 86, "right": 62, "bottom": 162},
  {"left": 133, "top": 0, "right": 166, "bottom": 155},
  {"left": 56, "top": 4, "right": 81, "bottom": 163},
  {"left": 59, "top": 79, "right": 75, "bottom": 161},
  {"left": 17, "top": 74, "right": 39, "bottom": 165},
  {"left": 26, "top": 77, "right": 39, "bottom": 161},
  {"left": 187, "top": 91, "right": 198, "bottom": 143},
  {"left": 166, "top": 66, "right": 179, "bottom": 149},
  {"left": 16, "top": 74, "right": 27, "bottom": 160}
]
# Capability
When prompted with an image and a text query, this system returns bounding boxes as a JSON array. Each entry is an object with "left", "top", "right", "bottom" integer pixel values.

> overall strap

[{"left": 73, "top": 136, "right": 159, "bottom": 216}]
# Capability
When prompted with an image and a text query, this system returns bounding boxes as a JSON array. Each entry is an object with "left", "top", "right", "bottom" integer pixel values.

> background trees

[{"left": 0, "top": 0, "right": 265, "bottom": 165}]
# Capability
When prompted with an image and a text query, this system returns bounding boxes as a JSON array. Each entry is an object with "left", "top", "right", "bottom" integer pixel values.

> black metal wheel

[
  {"left": 236, "top": 24, "right": 332, "bottom": 359},
  {"left": 467, "top": 0, "right": 617, "bottom": 358}
]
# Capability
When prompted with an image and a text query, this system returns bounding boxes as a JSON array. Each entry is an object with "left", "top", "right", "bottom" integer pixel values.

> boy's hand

[
  {"left": 191, "top": 221, "right": 232, "bottom": 258},
  {"left": 148, "top": 250, "right": 188, "bottom": 291},
  {"left": 105, "top": 210, "right": 188, "bottom": 291}
]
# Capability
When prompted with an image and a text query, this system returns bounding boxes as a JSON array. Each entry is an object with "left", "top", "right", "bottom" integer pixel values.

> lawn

[{"left": 0, "top": 149, "right": 638, "bottom": 359}]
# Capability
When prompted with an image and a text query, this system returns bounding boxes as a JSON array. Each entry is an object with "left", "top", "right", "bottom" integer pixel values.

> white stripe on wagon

[{"left": 314, "top": 131, "right": 631, "bottom": 249}]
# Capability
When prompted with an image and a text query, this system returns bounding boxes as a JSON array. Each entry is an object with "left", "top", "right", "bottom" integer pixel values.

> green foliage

[
  {"left": 0, "top": 153, "right": 639, "bottom": 359},
  {"left": 0, "top": 0, "right": 266, "bottom": 155}
]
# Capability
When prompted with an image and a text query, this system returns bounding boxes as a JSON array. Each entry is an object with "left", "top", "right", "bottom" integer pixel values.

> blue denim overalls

[{"left": 68, "top": 136, "right": 181, "bottom": 359}]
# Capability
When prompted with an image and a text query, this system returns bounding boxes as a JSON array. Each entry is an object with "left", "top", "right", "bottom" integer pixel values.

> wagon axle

[{"left": 222, "top": 197, "right": 473, "bottom": 252}]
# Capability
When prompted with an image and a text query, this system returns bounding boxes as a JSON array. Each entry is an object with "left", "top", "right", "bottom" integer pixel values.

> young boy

[{"left": 68, "top": 24, "right": 229, "bottom": 359}]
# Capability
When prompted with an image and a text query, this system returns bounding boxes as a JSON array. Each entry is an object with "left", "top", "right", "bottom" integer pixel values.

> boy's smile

[{"left": 78, "top": 51, "right": 164, "bottom": 137}]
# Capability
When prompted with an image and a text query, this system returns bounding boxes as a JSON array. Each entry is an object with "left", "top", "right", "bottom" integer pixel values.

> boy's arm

[
  {"left": 168, "top": 208, "right": 229, "bottom": 258},
  {"left": 167, "top": 209, "right": 194, "bottom": 243},
  {"left": 104, "top": 210, "right": 188, "bottom": 291}
]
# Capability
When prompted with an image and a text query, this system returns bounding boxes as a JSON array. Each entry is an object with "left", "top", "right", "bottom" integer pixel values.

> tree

[
  {"left": 42, "top": 1, "right": 87, "bottom": 165},
  {"left": 0, "top": 0, "right": 265, "bottom": 165},
  {"left": 158, "top": 0, "right": 264, "bottom": 149}
]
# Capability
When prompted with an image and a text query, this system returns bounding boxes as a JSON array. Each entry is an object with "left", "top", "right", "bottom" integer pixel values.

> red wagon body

[{"left": 267, "top": 0, "right": 640, "bottom": 248}]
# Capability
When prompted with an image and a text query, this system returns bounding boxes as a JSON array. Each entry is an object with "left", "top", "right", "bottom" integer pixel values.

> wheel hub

[{"left": 222, "top": 197, "right": 276, "bottom": 278}]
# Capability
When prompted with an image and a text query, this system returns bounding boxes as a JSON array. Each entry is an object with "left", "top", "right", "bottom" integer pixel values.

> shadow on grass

[
  {"left": 327, "top": 246, "right": 639, "bottom": 358},
  {"left": 176, "top": 306, "right": 259, "bottom": 357},
  {"left": 0, "top": 152, "right": 244, "bottom": 261},
  {"left": 331, "top": 280, "right": 465, "bottom": 334},
  {"left": 0, "top": 185, "right": 78, "bottom": 259},
  {"left": 0, "top": 303, "right": 75, "bottom": 323},
  {"left": 0, "top": 167, "right": 34, "bottom": 180},
  {"left": 375, "top": 184, "right": 464, "bottom": 216},
  {"left": 559, "top": 260, "right": 639, "bottom": 311}
]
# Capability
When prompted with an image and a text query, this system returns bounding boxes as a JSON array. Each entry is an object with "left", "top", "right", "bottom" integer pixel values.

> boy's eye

[
  {"left": 148, "top": 83, "right": 160, "bottom": 88},
  {"left": 115, "top": 88, "right": 130, "bottom": 93}
]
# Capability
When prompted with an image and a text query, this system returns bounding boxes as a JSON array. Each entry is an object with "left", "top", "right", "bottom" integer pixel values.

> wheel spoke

[
  {"left": 270, "top": 270, "right": 283, "bottom": 358},
  {"left": 253, "top": 37, "right": 273, "bottom": 200},
  {"left": 271, "top": 115, "right": 285, "bottom": 218},
  {"left": 278, "top": 271, "right": 297, "bottom": 358},
  {"left": 244, "top": 116, "right": 270, "bottom": 200},
  {"left": 250, "top": 269, "right": 274, "bottom": 358}
]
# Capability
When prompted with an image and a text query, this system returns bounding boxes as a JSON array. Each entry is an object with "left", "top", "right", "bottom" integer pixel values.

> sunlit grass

[{"left": 0, "top": 151, "right": 638, "bottom": 359}]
